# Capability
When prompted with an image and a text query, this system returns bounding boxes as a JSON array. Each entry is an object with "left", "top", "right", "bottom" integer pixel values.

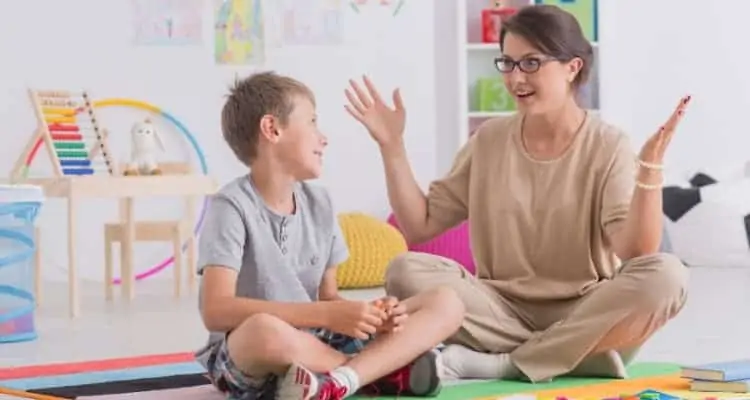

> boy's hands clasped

[
  {"left": 324, "top": 300, "right": 385, "bottom": 340},
  {"left": 373, "top": 296, "right": 407, "bottom": 333},
  {"left": 323, "top": 296, "right": 408, "bottom": 340}
]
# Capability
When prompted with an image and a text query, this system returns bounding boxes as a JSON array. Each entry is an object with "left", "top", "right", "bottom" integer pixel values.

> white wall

[
  {"left": 0, "top": 0, "right": 436, "bottom": 282},
  {"left": 434, "top": 1, "right": 460, "bottom": 175},
  {"left": 599, "top": 0, "right": 749, "bottom": 180}
]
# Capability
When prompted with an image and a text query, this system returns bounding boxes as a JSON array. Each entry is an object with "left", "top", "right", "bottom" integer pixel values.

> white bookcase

[{"left": 455, "top": 0, "right": 600, "bottom": 147}]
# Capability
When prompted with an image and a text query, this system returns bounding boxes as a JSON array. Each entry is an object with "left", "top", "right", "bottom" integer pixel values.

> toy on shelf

[
  {"left": 475, "top": 77, "right": 516, "bottom": 112},
  {"left": 534, "top": 0, "right": 598, "bottom": 42},
  {"left": 124, "top": 118, "right": 166, "bottom": 176},
  {"left": 481, "top": 1, "right": 516, "bottom": 43}
]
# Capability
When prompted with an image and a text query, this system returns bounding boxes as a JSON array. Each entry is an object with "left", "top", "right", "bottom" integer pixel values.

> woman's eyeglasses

[{"left": 494, "top": 56, "right": 556, "bottom": 74}]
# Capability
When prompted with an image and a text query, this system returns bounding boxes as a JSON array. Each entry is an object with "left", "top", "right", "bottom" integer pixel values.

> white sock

[
  {"left": 438, "top": 344, "right": 521, "bottom": 380},
  {"left": 329, "top": 366, "right": 360, "bottom": 397},
  {"left": 568, "top": 350, "right": 628, "bottom": 378}
]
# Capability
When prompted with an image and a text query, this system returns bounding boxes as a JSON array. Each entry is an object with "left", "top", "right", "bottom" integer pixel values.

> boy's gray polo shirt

[{"left": 194, "top": 175, "right": 349, "bottom": 366}]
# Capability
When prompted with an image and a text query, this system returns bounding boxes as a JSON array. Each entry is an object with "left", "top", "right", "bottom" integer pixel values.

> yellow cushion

[{"left": 336, "top": 212, "right": 407, "bottom": 289}]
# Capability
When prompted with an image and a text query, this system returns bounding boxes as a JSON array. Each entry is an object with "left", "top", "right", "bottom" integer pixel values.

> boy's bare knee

[{"left": 228, "top": 313, "right": 301, "bottom": 367}]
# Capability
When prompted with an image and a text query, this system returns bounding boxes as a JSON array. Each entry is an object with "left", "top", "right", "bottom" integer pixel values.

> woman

[{"left": 343, "top": 4, "right": 689, "bottom": 384}]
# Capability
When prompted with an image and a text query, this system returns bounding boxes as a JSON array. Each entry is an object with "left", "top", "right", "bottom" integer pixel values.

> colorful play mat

[{"left": 0, "top": 353, "right": 738, "bottom": 400}]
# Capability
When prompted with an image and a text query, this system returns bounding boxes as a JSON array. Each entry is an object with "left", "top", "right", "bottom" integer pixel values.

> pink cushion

[{"left": 387, "top": 214, "right": 476, "bottom": 275}]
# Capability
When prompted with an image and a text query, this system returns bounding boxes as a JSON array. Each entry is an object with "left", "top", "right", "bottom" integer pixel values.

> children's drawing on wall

[
  {"left": 131, "top": 0, "right": 203, "bottom": 46},
  {"left": 349, "top": 0, "right": 406, "bottom": 17},
  {"left": 277, "top": 0, "right": 344, "bottom": 46},
  {"left": 214, "top": 0, "right": 265, "bottom": 65}
]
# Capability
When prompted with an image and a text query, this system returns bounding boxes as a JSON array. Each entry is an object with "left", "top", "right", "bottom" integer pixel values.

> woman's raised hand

[
  {"left": 638, "top": 95, "right": 691, "bottom": 166},
  {"left": 345, "top": 76, "right": 406, "bottom": 149}
]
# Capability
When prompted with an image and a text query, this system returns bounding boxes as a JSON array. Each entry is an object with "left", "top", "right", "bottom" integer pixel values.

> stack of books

[{"left": 681, "top": 359, "right": 750, "bottom": 393}]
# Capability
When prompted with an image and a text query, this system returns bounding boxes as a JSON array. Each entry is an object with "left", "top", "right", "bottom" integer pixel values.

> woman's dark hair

[{"left": 499, "top": 5, "right": 594, "bottom": 87}]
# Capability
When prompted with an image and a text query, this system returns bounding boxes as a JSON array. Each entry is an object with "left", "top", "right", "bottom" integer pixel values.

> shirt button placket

[{"left": 280, "top": 218, "right": 288, "bottom": 254}]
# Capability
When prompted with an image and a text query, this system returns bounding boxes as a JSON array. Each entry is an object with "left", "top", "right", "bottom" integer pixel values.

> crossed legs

[
  {"left": 385, "top": 252, "right": 689, "bottom": 383},
  {"left": 220, "top": 285, "right": 464, "bottom": 397}
]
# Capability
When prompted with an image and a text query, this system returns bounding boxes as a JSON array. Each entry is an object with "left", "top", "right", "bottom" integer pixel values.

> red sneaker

[
  {"left": 316, "top": 377, "right": 348, "bottom": 400},
  {"left": 359, "top": 350, "right": 442, "bottom": 397},
  {"left": 276, "top": 363, "right": 348, "bottom": 400}
]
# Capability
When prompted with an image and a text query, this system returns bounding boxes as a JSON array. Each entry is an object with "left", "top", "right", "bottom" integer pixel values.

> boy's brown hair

[{"left": 221, "top": 71, "right": 315, "bottom": 166}]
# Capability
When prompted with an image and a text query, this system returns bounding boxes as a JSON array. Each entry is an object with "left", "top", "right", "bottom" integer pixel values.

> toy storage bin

[{"left": 0, "top": 184, "right": 43, "bottom": 343}]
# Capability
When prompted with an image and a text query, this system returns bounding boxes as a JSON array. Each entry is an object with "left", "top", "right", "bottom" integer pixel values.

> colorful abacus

[{"left": 28, "top": 90, "right": 116, "bottom": 177}]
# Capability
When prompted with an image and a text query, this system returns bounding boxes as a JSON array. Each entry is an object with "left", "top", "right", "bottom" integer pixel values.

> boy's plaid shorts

[{"left": 206, "top": 328, "right": 370, "bottom": 400}]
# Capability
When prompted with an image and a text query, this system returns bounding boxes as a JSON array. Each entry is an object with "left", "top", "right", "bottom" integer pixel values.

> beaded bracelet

[
  {"left": 636, "top": 158, "right": 664, "bottom": 171},
  {"left": 636, "top": 180, "right": 663, "bottom": 190}
]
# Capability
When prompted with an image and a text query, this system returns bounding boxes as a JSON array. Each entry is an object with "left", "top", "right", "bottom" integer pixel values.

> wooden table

[{"left": 8, "top": 174, "right": 218, "bottom": 317}]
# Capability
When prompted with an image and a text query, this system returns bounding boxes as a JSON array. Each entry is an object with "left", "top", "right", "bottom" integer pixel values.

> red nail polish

[
  {"left": 684, "top": 95, "right": 691, "bottom": 103},
  {"left": 678, "top": 110, "right": 683, "bottom": 115},
  {"left": 659, "top": 126, "right": 665, "bottom": 131}
]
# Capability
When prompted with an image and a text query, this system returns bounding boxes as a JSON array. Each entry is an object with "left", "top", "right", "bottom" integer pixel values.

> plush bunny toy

[{"left": 124, "top": 118, "right": 165, "bottom": 176}]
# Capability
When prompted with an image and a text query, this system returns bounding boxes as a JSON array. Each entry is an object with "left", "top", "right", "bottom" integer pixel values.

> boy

[{"left": 195, "top": 71, "right": 465, "bottom": 400}]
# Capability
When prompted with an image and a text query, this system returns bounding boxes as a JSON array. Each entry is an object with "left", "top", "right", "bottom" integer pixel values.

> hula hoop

[{"left": 23, "top": 98, "right": 209, "bottom": 285}]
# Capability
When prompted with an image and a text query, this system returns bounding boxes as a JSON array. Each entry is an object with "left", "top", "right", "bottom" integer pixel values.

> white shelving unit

[{"left": 455, "top": 0, "right": 600, "bottom": 147}]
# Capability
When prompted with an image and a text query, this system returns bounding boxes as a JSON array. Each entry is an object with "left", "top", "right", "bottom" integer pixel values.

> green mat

[{"left": 352, "top": 363, "right": 680, "bottom": 400}]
